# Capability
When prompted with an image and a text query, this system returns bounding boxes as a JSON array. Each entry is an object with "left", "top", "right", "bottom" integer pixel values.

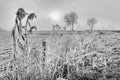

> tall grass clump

[{"left": 11, "top": 8, "right": 37, "bottom": 60}]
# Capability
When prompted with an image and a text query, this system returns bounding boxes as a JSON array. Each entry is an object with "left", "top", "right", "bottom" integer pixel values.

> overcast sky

[{"left": 0, "top": 0, "right": 120, "bottom": 31}]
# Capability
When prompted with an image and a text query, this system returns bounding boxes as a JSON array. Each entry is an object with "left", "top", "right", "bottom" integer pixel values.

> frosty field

[{"left": 0, "top": 30, "right": 120, "bottom": 80}]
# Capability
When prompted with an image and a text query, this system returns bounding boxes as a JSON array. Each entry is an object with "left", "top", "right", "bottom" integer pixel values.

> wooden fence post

[{"left": 42, "top": 40, "right": 46, "bottom": 80}]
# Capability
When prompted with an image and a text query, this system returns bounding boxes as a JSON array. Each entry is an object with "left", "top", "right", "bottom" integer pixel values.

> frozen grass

[{"left": 0, "top": 31, "right": 120, "bottom": 80}]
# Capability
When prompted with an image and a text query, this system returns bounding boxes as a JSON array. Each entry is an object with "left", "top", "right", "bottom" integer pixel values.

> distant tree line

[{"left": 64, "top": 12, "right": 98, "bottom": 32}]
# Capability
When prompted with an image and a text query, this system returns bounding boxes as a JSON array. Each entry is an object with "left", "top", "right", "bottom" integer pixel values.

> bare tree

[
  {"left": 64, "top": 12, "right": 78, "bottom": 31},
  {"left": 87, "top": 18, "right": 97, "bottom": 32}
]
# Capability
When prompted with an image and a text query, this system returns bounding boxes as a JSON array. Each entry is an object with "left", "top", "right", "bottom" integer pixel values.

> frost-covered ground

[{"left": 0, "top": 31, "right": 120, "bottom": 80}]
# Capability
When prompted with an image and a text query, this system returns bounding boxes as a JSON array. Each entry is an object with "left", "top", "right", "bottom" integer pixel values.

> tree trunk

[
  {"left": 71, "top": 24, "right": 74, "bottom": 31},
  {"left": 90, "top": 25, "right": 93, "bottom": 32}
]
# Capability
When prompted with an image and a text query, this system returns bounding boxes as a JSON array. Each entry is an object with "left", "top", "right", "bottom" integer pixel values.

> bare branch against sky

[{"left": 0, "top": 0, "right": 120, "bottom": 30}]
